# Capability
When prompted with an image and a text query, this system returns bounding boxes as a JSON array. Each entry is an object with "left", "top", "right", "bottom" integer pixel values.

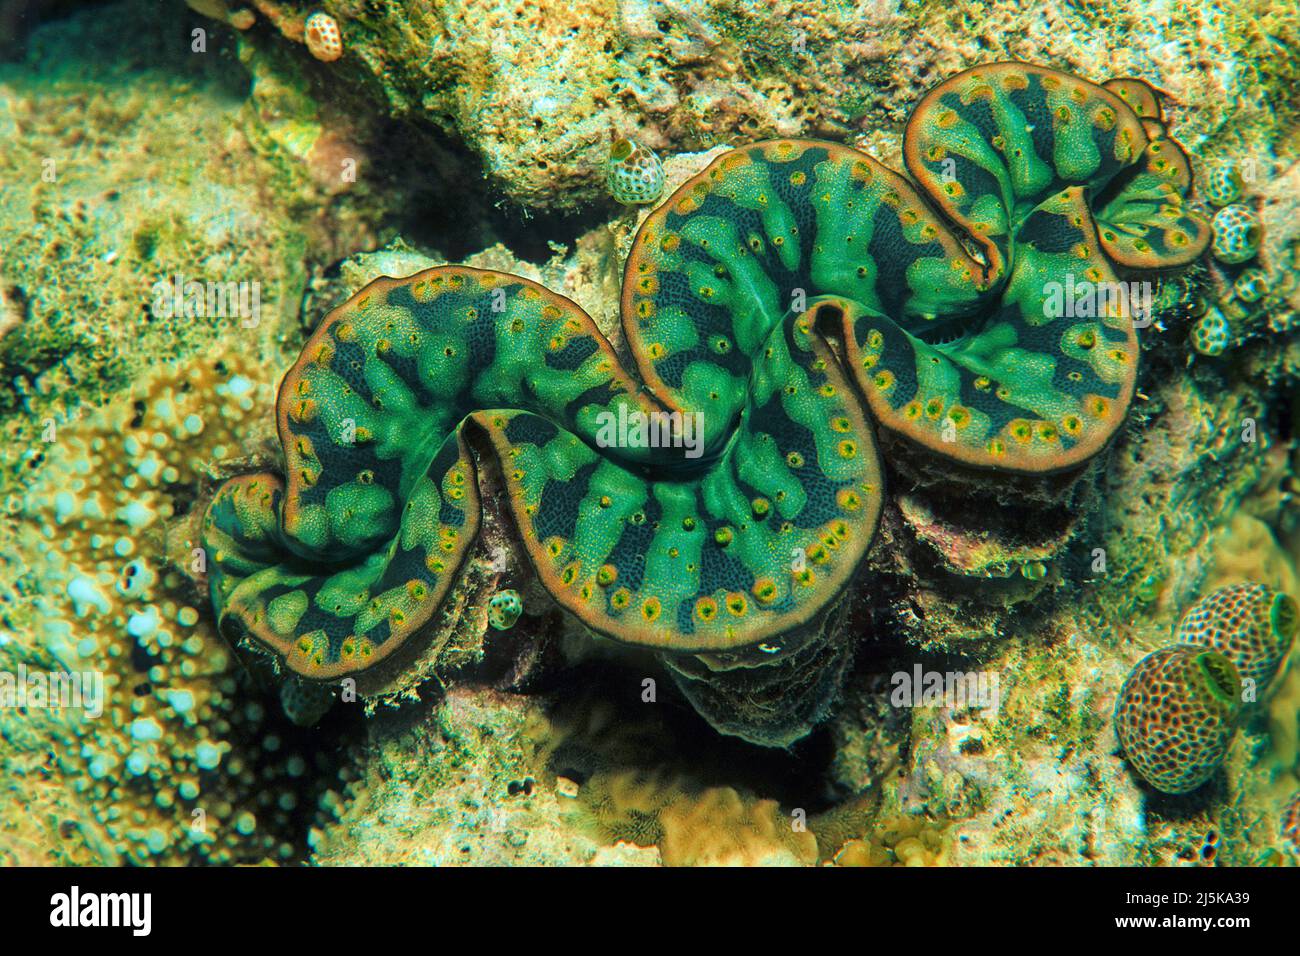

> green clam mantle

[{"left": 202, "top": 62, "right": 1208, "bottom": 744}]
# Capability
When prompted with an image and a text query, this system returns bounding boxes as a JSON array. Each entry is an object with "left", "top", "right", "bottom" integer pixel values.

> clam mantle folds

[{"left": 202, "top": 62, "right": 1208, "bottom": 744}]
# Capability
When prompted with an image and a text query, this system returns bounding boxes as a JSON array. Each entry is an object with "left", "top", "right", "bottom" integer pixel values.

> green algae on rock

[
  {"left": 201, "top": 62, "right": 1208, "bottom": 747},
  {"left": 199, "top": 0, "right": 1300, "bottom": 219}
]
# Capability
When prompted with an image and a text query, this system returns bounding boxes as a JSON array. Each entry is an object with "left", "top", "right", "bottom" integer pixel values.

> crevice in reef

[
  {"left": 240, "top": 669, "right": 368, "bottom": 861},
  {"left": 539, "top": 660, "right": 845, "bottom": 814},
  {"left": 6, "top": 1, "right": 251, "bottom": 97},
  {"left": 384, "top": 129, "right": 616, "bottom": 266}
]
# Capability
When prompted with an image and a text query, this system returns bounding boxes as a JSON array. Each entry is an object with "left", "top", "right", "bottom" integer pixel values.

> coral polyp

[{"left": 202, "top": 62, "right": 1207, "bottom": 746}]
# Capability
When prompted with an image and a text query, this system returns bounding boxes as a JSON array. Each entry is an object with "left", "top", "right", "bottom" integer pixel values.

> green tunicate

[
  {"left": 1192, "top": 309, "right": 1231, "bottom": 357},
  {"left": 1202, "top": 164, "right": 1243, "bottom": 207},
  {"left": 1211, "top": 204, "right": 1261, "bottom": 264},
  {"left": 1115, "top": 645, "right": 1241, "bottom": 794},
  {"left": 488, "top": 589, "right": 523, "bottom": 630},
  {"left": 1177, "top": 584, "right": 1298, "bottom": 693},
  {"left": 1233, "top": 267, "right": 1268, "bottom": 304}
]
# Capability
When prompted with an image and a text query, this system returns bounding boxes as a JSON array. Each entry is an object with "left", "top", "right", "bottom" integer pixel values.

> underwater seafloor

[{"left": 0, "top": 0, "right": 1297, "bottom": 868}]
